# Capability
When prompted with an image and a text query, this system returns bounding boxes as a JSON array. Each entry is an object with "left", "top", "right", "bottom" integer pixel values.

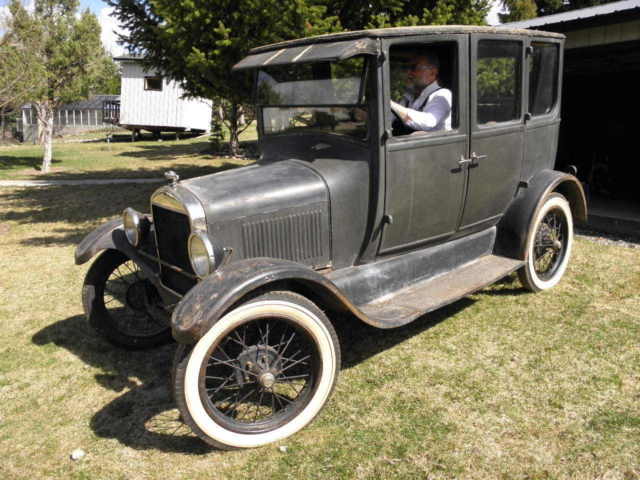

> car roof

[{"left": 249, "top": 25, "right": 564, "bottom": 54}]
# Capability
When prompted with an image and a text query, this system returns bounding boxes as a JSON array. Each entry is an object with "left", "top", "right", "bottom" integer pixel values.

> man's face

[{"left": 407, "top": 58, "right": 438, "bottom": 90}]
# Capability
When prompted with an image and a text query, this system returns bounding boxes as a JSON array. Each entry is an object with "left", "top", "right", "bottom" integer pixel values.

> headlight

[
  {"left": 188, "top": 232, "right": 216, "bottom": 278},
  {"left": 123, "top": 208, "right": 144, "bottom": 247}
]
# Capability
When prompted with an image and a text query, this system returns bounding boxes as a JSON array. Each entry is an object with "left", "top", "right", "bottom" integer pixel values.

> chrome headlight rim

[
  {"left": 188, "top": 232, "right": 216, "bottom": 278},
  {"left": 123, "top": 207, "right": 143, "bottom": 247}
]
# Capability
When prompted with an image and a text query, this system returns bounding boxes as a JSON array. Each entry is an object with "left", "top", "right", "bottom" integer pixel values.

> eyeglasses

[{"left": 404, "top": 64, "right": 434, "bottom": 72}]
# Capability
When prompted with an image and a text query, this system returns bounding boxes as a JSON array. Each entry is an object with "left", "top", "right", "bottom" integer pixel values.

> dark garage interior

[
  {"left": 506, "top": 0, "right": 640, "bottom": 233},
  {"left": 559, "top": 40, "right": 640, "bottom": 201}
]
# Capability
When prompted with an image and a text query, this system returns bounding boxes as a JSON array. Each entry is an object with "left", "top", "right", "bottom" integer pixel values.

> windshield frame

[{"left": 254, "top": 57, "right": 372, "bottom": 141}]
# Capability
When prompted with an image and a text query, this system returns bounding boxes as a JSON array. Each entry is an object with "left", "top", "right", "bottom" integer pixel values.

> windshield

[{"left": 257, "top": 57, "right": 368, "bottom": 140}]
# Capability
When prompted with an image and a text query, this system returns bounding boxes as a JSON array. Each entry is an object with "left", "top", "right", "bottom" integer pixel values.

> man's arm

[{"left": 391, "top": 90, "right": 452, "bottom": 132}]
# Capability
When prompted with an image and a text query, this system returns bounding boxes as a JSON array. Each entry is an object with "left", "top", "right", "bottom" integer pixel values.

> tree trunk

[
  {"left": 0, "top": 107, "right": 5, "bottom": 141},
  {"left": 38, "top": 102, "right": 54, "bottom": 173},
  {"left": 228, "top": 103, "right": 240, "bottom": 157}
]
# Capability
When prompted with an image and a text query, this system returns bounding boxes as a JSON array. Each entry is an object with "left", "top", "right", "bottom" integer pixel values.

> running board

[{"left": 357, "top": 255, "right": 523, "bottom": 328}]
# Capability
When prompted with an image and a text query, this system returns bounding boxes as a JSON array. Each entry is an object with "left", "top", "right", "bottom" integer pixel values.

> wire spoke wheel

[
  {"left": 200, "top": 317, "right": 320, "bottom": 433},
  {"left": 103, "top": 261, "right": 169, "bottom": 338},
  {"left": 532, "top": 209, "right": 567, "bottom": 281},
  {"left": 83, "top": 250, "right": 172, "bottom": 349},
  {"left": 174, "top": 291, "right": 340, "bottom": 450},
  {"left": 519, "top": 193, "right": 573, "bottom": 292}
]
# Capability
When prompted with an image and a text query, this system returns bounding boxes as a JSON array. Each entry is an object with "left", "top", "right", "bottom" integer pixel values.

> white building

[{"left": 115, "top": 56, "right": 212, "bottom": 135}]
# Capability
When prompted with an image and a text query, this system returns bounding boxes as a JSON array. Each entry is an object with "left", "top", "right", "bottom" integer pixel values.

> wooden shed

[
  {"left": 505, "top": 0, "right": 640, "bottom": 233},
  {"left": 114, "top": 56, "right": 213, "bottom": 136}
]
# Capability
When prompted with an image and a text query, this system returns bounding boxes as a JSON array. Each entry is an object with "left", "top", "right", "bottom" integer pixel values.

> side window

[
  {"left": 388, "top": 42, "right": 458, "bottom": 137},
  {"left": 144, "top": 76, "right": 163, "bottom": 91},
  {"left": 528, "top": 42, "right": 559, "bottom": 116},
  {"left": 476, "top": 40, "right": 522, "bottom": 124}
]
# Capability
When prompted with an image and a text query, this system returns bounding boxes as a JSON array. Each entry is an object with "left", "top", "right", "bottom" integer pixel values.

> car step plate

[{"left": 358, "top": 255, "right": 524, "bottom": 328}]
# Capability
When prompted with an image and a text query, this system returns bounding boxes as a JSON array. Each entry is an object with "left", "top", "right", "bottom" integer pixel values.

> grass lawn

[
  {"left": 0, "top": 125, "right": 257, "bottom": 180},
  {"left": 0, "top": 140, "right": 639, "bottom": 479}
]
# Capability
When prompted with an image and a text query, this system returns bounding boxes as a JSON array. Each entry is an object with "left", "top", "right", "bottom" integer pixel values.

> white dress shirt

[{"left": 400, "top": 81, "right": 452, "bottom": 132}]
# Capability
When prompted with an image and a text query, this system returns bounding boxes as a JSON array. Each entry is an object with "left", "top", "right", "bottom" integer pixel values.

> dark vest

[{"left": 392, "top": 87, "right": 443, "bottom": 136}]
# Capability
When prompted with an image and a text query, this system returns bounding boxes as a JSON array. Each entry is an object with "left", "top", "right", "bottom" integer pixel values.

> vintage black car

[{"left": 76, "top": 26, "right": 587, "bottom": 449}]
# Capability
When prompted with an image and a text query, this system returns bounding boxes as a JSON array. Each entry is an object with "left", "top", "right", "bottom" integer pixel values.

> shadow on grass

[
  {"left": 113, "top": 139, "right": 258, "bottom": 162},
  {"left": 31, "top": 315, "right": 211, "bottom": 454},
  {"left": 0, "top": 161, "right": 243, "bottom": 247},
  {"left": 473, "top": 274, "right": 529, "bottom": 297},
  {"left": 31, "top": 298, "right": 474, "bottom": 453},
  {"left": 82, "top": 132, "right": 205, "bottom": 144},
  {"left": 0, "top": 154, "right": 62, "bottom": 171},
  {"left": 336, "top": 298, "right": 475, "bottom": 369},
  {"left": 0, "top": 138, "right": 257, "bottom": 179}
]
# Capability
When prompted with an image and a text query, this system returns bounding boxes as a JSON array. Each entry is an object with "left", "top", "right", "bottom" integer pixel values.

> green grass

[
  {"left": 0, "top": 124, "right": 258, "bottom": 180},
  {"left": 0, "top": 139, "right": 639, "bottom": 479}
]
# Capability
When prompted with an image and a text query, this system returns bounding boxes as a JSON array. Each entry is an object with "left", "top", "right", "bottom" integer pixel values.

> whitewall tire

[
  {"left": 518, "top": 193, "right": 574, "bottom": 292},
  {"left": 173, "top": 291, "right": 340, "bottom": 449}
]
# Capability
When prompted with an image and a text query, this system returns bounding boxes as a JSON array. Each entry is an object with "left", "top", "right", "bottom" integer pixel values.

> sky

[{"left": 1, "top": 0, "right": 506, "bottom": 56}]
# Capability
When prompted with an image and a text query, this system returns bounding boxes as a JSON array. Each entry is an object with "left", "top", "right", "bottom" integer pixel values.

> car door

[
  {"left": 379, "top": 35, "right": 469, "bottom": 254},
  {"left": 459, "top": 35, "right": 525, "bottom": 232}
]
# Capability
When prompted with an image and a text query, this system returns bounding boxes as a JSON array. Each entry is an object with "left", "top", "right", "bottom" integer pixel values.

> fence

[{"left": 20, "top": 106, "right": 117, "bottom": 143}]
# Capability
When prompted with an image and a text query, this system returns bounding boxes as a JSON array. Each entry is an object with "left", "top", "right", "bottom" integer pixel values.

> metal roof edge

[{"left": 503, "top": 0, "right": 640, "bottom": 29}]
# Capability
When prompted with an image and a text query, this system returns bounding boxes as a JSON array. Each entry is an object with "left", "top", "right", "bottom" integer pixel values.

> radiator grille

[
  {"left": 242, "top": 210, "right": 325, "bottom": 263},
  {"left": 152, "top": 205, "right": 195, "bottom": 293}
]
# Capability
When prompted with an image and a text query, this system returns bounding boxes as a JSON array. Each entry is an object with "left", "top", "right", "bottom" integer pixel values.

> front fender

[
  {"left": 171, "top": 258, "right": 363, "bottom": 344},
  {"left": 75, "top": 218, "right": 123, "bottom": 265},
  {"left": 496, "top": 169, "right": 587, "bottom": 260}
]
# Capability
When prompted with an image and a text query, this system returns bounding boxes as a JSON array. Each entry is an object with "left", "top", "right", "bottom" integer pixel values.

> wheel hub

[
  {"left": 259, "top": 372, "right": 276, "bottom": 389},
  {"left": 236, "top": 345, "right": 282, "bottom": 387},
  {"left": 125, "top": 280, "right": 151, "bottom": 311}
]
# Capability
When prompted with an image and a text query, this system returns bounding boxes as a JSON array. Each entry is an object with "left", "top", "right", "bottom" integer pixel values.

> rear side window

[
  {"left": 528, "top": 42, "right": 559, "bottom": 116},
  {"left": 476, "top": 40, "right": 522, "bottom": 124}
]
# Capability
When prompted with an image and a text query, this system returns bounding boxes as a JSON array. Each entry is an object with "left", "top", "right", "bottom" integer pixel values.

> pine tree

[{"left": 3, "top": 0, "right": 115, "bottom": 172}]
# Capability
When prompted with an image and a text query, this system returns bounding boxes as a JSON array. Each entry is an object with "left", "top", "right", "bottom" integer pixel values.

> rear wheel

[
  {"left": 173, "top": 291, "right": 340, "bottom": 449},
  {"left": 518, "top": 193, "right": 573, "bottom": 292},
  {"left": 82, "top": 249, "right": 172, "bottom": 349}
]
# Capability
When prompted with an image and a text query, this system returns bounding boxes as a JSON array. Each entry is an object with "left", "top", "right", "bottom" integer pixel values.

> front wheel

[
  {"left": 173, "top": 291, "right": 340, "bottom": 449},
  {"left": 518, "top": 193, "right": 574, "bottom": 292},
  {"left": 82, "top": 249, "right": 172, "bottom": 349}
]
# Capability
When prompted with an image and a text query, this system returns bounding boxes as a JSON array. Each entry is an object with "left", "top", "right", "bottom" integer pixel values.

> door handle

[
  {"left": 458, "top": 156, "right": 472, "bottom": 166},
  {"left": 471, "top": 152, "right": 487, "bottom": 162}
]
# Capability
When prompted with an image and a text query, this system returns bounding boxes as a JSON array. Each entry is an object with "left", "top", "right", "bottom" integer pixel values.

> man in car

[{"left": 390, "top": 52, "right": 452, "bottom": 134}]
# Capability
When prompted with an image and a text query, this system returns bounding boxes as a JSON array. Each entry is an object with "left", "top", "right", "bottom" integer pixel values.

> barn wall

[
  {"left": 119, "top": 63, "right": 212, "bottom": 131},
  {"left": 565, "top": 19, "right": 640, "bottom": 49}
]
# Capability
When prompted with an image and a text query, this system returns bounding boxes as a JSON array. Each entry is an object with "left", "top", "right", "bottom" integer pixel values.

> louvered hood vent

[{"left": 242, "top": 208, "right": 328, "bottom": 266}]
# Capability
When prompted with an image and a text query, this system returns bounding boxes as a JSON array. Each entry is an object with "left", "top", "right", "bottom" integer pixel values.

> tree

[
  {"left": 3, "top": 0, "right": 115, "bottom": 172},
  {"left": 108, "top": 0, "right": 339, "bottom": 156},
  {"left": 321, "top": 0, "right": 491, "bottom": 29}
]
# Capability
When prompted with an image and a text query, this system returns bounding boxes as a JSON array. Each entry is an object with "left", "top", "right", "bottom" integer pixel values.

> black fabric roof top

[
  {"left": 233, "top": 25, "right": 563, "bottom": 71},
  {"left": 249, "top": 25, "right": 563, "bottom": 54}
]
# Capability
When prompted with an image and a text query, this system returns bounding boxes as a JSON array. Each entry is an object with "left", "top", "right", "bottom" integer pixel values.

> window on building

[
  {"left": 529, "top": 42, "right": 559, "bottom": 116},
  {"left": 476, "top": 40, "right": 522, "bottom": 124},
  {"left": 144, "top": 76, "right": 163, "bottom": 91}
]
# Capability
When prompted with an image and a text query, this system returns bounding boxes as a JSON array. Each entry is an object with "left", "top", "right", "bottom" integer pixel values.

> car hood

[{"left": 181, "top": 159, "right": 328, "bottom": 224}]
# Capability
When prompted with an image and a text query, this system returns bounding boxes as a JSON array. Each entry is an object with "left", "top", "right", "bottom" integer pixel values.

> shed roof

[
  {"left": 503, "top": 0, "right": 640, "bottom": 29},
  {"left": 249, "top": 25, "right": 563, "bottom": 54},
  {"left": 61, "top": 95, "right": 120, "bottom": 110}
]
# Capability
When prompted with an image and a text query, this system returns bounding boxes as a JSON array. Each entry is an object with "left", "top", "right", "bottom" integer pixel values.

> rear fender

[
  {"left": 171, "top": 258, "right": 365, "bottom": 344},
  {"left": 496, "top": 169, "right": 587, "bottom": 260}
]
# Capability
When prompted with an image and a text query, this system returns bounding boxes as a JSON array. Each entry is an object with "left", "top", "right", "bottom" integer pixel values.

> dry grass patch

[
  {"left": 0, "top": 180, "right": 638, "bottom": 479},
  {"left": 0, "top": 129, "right": 255, "bottom": 180}
]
